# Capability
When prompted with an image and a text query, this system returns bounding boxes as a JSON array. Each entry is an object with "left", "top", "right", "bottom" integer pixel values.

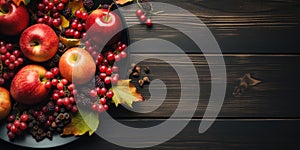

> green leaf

[
  {"left": 12, "top": 0, "right": 30, "bottom": 6},
  {"left": 112, "top": 80, "right": 144, "bottom": 107},
  {"left": 62, "top": 110, "right": 99, "bottom": 136}
]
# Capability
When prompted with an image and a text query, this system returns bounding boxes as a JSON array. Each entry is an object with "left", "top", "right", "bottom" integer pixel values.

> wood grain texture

[
  {"left": 120, "top": 0, "right": 300, "bottom": 53},
  {"left": 108, "top": 54, "right": 300, "bottom": 118},
  {"left": 1, "top": 119, "right": 299, "bottom": 149}
]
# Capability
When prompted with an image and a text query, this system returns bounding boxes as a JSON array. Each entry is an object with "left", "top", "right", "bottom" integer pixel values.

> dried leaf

[
  {"left": 12, "top": 0, "right": 30, "bottom": 6},
  {"left": 63, "top": 110, "right": 99, "bottom": 136},
  {"left": 68, "top": 0, "right": 87, "bottom": 14},
  {"left": 59, "top": 36, "right": 81, "bottom": 48},
  {"left": 115, "top": 0, "right": 133, "bottom": 5},
  {"left": 112, "top": 80, "right": 144, "bottom": 107},
  {"left": 60, "top": 15, "right": 70, "bottom": 28}
]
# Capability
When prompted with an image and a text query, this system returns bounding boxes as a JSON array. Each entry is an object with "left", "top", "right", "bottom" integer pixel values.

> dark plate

[{"left": 0, "top": 0, "right": 130, "bottom": 148}]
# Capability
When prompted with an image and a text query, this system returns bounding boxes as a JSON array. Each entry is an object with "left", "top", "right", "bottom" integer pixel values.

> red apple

[
  {"left": 0, "top": 87, "right": 11, "bottom": 120},
  {"left": 59, "top": 47, "right": 96, "bottom": 84},
  {"left": 10, "top": 65, "right": 50, "bottom": 105},
  {"left": 0, "top": 2, "right": 29, "bottom": 36},
  {"left": 19, "top": 24, "right": 59, "bottom": 62},
  {"left": 85, "top": 8, "right": 123, "bottom": 46}
]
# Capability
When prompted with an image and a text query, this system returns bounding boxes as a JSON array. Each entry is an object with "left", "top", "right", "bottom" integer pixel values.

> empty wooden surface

[{"left": 1, "top": 0, "right": 299, "bottom": 149}]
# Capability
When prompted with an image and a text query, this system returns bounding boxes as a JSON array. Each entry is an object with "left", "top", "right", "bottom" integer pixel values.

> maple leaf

[
  {"left": 60, "top": 15, "right": 70, "bottom": 28},
  {"left": 63, "top": 109, "right": 99, "bottom": 136},
  {"left": 111, "top": 80, "right": 144, "bottom": 107},
  {"left": 12, "top": 0, "right": 30, "bottom": 6},
  {"left": 68, "top": 0, "right": 87, "bottom": 14},
  {"left": 59, "top": 36, "right": 81, "bottom": 49},
  {"left": 115, "top": 0, "right": 133, "bottom": 5}
]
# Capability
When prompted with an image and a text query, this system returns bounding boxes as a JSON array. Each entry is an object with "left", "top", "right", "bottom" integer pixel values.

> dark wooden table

[{"left": 1, "top": 0, "right": 300, "bottom": 149}]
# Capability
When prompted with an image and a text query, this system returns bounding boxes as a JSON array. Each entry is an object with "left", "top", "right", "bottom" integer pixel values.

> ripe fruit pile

[{"left": 0, "top": 0, "right": 146, "bottom": 142}]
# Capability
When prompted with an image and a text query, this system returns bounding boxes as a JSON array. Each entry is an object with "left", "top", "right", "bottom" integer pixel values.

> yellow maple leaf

[
  {"left": 12, "top": 0, "right": 30, "bottom": 6},
  {"left": 115, "top": 0, "right": 133, "bottom": 6},
  {"left": 59, "top": 36, "right": 81, "bottom": 49},
  {"left": 112, "top": 80, "right": 144, "bottom": 107},
  {"left": 68, "top": 0, "right": 87, "bottom": 14}
]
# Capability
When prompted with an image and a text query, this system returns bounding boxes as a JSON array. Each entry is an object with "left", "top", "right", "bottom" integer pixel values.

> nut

[
  {"left": 132, "top": 72, "right": 139, "bottom": 77},
  {"left": 144, "top": 66, "right": 150, "bottom": 74},
  {"left": 138, "top": 79, "right": 144, "bottom": 87},
  {"left": 143, "top": 76, "right": 150, "bottom": 83}
]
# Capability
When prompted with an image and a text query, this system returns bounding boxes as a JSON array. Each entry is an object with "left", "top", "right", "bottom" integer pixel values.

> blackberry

[
  {"left": 75, "top": 94, "right": 91, "bottom": 106},
  {"left": 83, "top": 0, "right": 94, "bottom": 11},
  {"left": 95, "top": 75, "right": 104, "bottom": 88},
  {"left": 62, "top": 8, "right": 72, "bottom": 19},
  {"left": 37, "top": 113, "right": 47, "bottom": 123}
]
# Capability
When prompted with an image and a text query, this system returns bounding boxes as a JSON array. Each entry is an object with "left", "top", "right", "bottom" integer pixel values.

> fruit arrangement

[{"left": 0, "top": 0, "right": 154, "bottom": 143}]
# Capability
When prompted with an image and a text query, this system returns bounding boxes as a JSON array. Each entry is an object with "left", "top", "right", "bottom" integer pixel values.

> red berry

[
  {"left": 106, "top": 91, "right": 114, "bottom": 99},
  {"left": 111, "top": 76, "right": 119, "bottom": 85},
  {"left": 37, "top": 3, "right": 45, "bottom": 10},
  {"left": 43, "top": 0, "right": 50, "bottom": 5},
  {"left": 6, "top": 123, "right": 13, "bottom": 130},
  {"left": 48, "top": 2, "right": 54, "bottom": 9},
  {"left": 61, "top": 0, "right": 68, "bottom": 3},
  {"left": 90, "top": 90, "right": 97, "bottom": 97},
  {"left": 74, "top": 30, "right": 81, "bottom": 38},
  {"left": 13, "top": 120, "right": 20, "bottom": 128},
  {"left": 57, "top": 3, "right": 64, "bottom": 10},
  {"left": 45, "top": 81, "right": 52, "bottom": 89},
  {"left": 136, "top": 9, "right": 144, "bottom": 17},
  {"left": 120, "top": 51, "right": 127, "bottom": 58},
  {"left": 12, "top": 50, "right": 20, "bottom": 58},
  {"left": 61, "top": 78, "right": 68, "bottom": 85},
  {"left": 91, "top": 104, "right": 97, "bottom": 111},
  {"left": 51, "top": 78, "right": 59, "bottom": 86},
  {"left": 107, "top": 53, "right": 115, "bottom": 61},
  {"left": 112, "top": 66, "right": 118, "bottom": 73},
  {"left": 99, "top": 65, "right": 107, "bottom": 73},
  {"left": 114, "top": 54, "right": 121, "bottom": 62},
  {"left": 81, "top": 12, "right": 88, "bottom": 20},
  {"left": 71, "top": 105, "right": 78, "bottom": 113},
  {"left": 13, "top": 60, "right": 19, "bottom": 67},
  {"left": 106, "top": 67, "right": 112, "bottom": 76},
  {"left": 7, "top": 131, "right": 15, "bottom": 139},
  {"left": 71, "top": 21, "right": 78, "bottom": 29},
  {"left": 146, "top": 18, "right": 153, "bottom": 27},
  {"left": 75, "top": 10, "right": 82, "bottom": 18},
  {"left": 57, "top": 82, "right": 64, "bottom": 90},
  {"left": 19, "top": 122, "right": 27, "bottom": 130},
  {"left": 0, "top": 46, "right": 7, "bottom": 54},
  {"left": 57, "top": 98, "right": 63, "bottom": 106},
  {"left": 45, "top": 71, "right": 54, "bottom": 79},
  {"left": 103, "top": 104, "right": 109, "bottom": 111},
  {"left": 63, "top": 97, "right": 70, "bottom": 106},
  {"left": 52, "top": 93, "right": 60, "bottom": 100},
  {"left": 104, "top": 77, "right": 111, "bottom": 85},
  {"left": 53, "top": 19, "right": 61, "bottom": 27},
  {"left": 100, "top": 97, "right": 106, "bottom": 105},
  {"left": 97, "top": 104, "right": 104, "bottom": 112},
  {"left": 69, "top": 97, "right": 75, "bottom": 104},
  {"left": 77, "top": 23, "right": 83, "bottom": 31},
  {"left": 51, "top": 67, "right": 59, "bottom": 76},
  {"left": 140, "top": 15, "right": 147, "bottom": 22},
  {"left": 48, "top": 115, "right": 55, "bottom": 122},
  {"left": 58, "top": 90, "right": 65, "bottom": 97},
  {"left": 53, "top": 0, "right": 59, "bottom": 4},
  {"left": 55, "top": 106, "right": 60, "bottom": 112},
  {"left": 99, "top": 73, "right": 106, "bottom": 79},
  {"left": 99, "top": 88, "right": 107, "bottom": 95},
  {"left": 10, "top": 125, "right": 18, "bottom": 133},
  {"left": 68, "top": 84, "right": 75, "bottom": 91}
]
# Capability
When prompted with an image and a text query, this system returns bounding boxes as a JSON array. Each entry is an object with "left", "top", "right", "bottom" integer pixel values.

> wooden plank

[
  {"left": 1, "top": 119, "right": 299, "bottom": 149},
  {"left": 120, "top": 0, "right": 300, "bottom": 53},
  {"left": 108, "top": 54, "right": 300, "bottom": 118}
]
